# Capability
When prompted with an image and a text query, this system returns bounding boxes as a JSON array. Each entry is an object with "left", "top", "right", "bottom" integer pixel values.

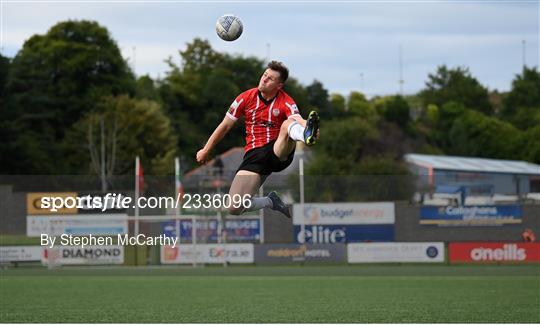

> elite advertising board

[
  {"left": 347, "top": 242, "right": 445, "bottom": 263},
  {"left": 294, "top": 224, "right": 394, "bottom": 243},
  {"left": 161, "top": 219, "right": 260, "bottom": 242},
  {"left": 160, "top": 244, "right": 254, "bottom": 264},
  {"left": 254, "top": 244, "right": 346, "bottom": 264},
  {"left": 42, "top": 245, "right": 124, "bottom": 265},
  {"left": 449, "top": 242, "right": 540, "bottom": 263},
  {"left": 0, "top": 246, "right": 42, "bottom": 262},
  {"left": 293, "top": 202, "right": 395, "bottom": 225},
  {"left": 420, "top": 205, "right": 522, "bottom": 226}
]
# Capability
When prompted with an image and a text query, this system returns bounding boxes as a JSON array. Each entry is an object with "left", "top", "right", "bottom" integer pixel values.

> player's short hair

[{"left": 267, "top": 61, "right": 289, "bottom": 83}]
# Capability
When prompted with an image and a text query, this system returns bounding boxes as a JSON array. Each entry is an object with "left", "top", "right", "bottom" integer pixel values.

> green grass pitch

[{"left": 1, "top": 265, "right": 539, "bottom": 323}]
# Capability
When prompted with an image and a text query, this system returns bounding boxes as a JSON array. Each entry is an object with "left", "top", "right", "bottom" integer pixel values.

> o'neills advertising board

[
  {"left": 347, "top": 242, "right": 445, "bottom": 263},
  {"left": 42, "top": 245, "right": 124, "bottom": 265},
  {"left": 254, "top": 244, "right": 346, "bottom": 264},
  {"left": 449, "top": 242, "right": 540, "bottom": 263},
  {"left": 27, "top": 192, "right": 78, "bottom": 215},
  {"left": 0, "top": 246, "right": 42, "bottom": 262},
  {"left": 293, "top": 202, "right": 395, "bottom": 225},
  {"left": 160, "top": 244, "right": 254, "bottom": 264}
]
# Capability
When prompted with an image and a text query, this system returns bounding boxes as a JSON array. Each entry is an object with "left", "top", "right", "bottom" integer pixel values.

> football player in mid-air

[{"left": 196, "top": 61, "right": 320, "bottom": 218}]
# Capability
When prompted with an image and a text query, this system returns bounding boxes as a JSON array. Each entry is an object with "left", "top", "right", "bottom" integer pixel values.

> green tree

[
  {"left": 5, "top": 20, "right": 134, "bottom": 174},
  {"left": 303, "top": 118, "right": 377, "bottom": 202},
  {"left": 426, "top": 101, "right": 467, "bottom": 150},
  {"left": 420, "top": 65, "right": 492, "bottom": 114},
  {"left": 329, "top": 93, "right": 346, "bottom": 118},
  {"left": 0, "top": 54, "right": 9, "bottom": 100},
  {"left": 305, "top": 80, "right": 330, "bottom": 118},
  {"left": 350, "top": 156, "right": 414, "bottom": 201},
  {"left": 501, "top": 67, "right": 540, "bottom": 129},
  {"left": 380, "top": 95, "right": 410, "bottom": 128},
  {"left": 522, "top": 126, "right": 540, "bottom": 164},
  {"left": 504, "top": 66, "right": 540, "bottom": 110},
  {"left": 425, "top": 104, "right": 439, "bottom": 125},
  {"left": 448, "top": 110, "right": 523, "bottom": 159},
  {"left": 66, "top": 95, "right": 177, "bottom": 182},
  {"left": 348, "top": 91, "right": 376, "bottom": 121},
  {"left": 135, "top": 75, "right": 160, "bottom": 102},
  {"left": 308, "top": 117, "right": 379, "bottom": 170}
]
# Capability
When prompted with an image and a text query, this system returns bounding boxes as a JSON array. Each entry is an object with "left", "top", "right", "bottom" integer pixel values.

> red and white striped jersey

[{"left": 226, "top": 88, "right": 301, "bottom": 153}]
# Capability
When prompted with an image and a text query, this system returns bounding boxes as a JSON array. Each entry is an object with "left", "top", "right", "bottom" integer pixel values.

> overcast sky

[{"left": 2, "top": 1, "right": 538, "bottom": 97}]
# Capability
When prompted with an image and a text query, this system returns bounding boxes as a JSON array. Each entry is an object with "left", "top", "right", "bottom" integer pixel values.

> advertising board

[
  {"left": 254, "top": 244, "right": 346, "bottom": 264},
  {"left": 160, "top": 243, "right": 254, "bottom": 264},
  {"left": 42, "top": 245, "right": 124, "bottom": 265},
  {"left": 27, "top": 214, "right": 128, "bottom": 237},
  {"left": 420, "top": 205, "right": 522, "bottom": 226},
  {"left": 294, "top": 224, "right": 394, "bottom": 243},
  {"left": 0, "top": 246, "right": 42, "bottom": 262},
  {"left": 347, "top": 242, "right": 445, "bottom": 263},
  {"left": 162, "top": 218, "right": 260, "bottom": 242},
  {"left": 27, "top": 192, "right": 78, "bottom": 215},
  {"left": 293, "top": 202, "right": 395, "bottom": 225},
  {"left": 449, "top": 242, "right": 540, "bottom": 263}
]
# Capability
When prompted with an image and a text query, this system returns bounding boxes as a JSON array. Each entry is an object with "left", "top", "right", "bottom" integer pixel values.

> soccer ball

[{"left": 216, "top": 14, "right": 243, "bottom": 41}]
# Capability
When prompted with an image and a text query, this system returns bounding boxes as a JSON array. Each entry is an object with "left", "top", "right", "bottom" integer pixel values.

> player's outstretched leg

[
  {"left": 287, "top": 110, "right": 319, "bottom": 146},
  {"left": 243, "top": 191, "right": 291, "bottom": 218},
  {"left": 303, "top": 111, "right": 319, "bottom": 146},
  {"left": 268, "top": 191, "right": 291, "bottom": 218}
]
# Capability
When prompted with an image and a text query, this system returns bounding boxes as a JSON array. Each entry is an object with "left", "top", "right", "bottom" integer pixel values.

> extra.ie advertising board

[
  {"left": 293, "top": 203, "right": 395, "bottom": 243},
  {"left": 160, "top": 244, "right": 254, "bottom": 264}
]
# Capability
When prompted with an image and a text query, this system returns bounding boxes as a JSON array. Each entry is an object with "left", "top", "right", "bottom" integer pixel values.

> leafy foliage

[
  {"left": 3, "top": 20, "right": 540, "bottom": 181},
  {"left": 501, "top": 67, "right": 540, "bottom": 129},
  {"left": 3, "top": 20, "right": 135, "bottom": 174},
  {"left": 66, "top": 95, "right": 177, "bottom": 178},
  {"left": 420, "top": 65, "right": 492, "bottom": 114}
]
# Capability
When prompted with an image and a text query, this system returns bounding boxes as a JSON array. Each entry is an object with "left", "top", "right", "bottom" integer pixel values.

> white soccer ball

[{"left": 216, "top": 14, "right": 243, "bottom": 41}]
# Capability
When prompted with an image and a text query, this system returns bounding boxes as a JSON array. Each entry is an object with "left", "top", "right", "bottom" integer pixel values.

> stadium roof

[{"left": 405, "top": 154, "right": 540, "bottom": 175}]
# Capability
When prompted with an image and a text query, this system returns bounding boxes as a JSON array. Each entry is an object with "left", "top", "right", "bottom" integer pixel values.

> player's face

[{"left": 258, "top": 69, "right": 283, "bottom": 93}]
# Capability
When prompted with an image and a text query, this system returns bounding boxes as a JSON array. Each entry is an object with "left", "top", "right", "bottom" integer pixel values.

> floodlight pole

[
  {"left": 134, "top": 156, "right": 140, "bottom": 266},
  {"left": 135, "top": 156, "right": 140, "bottom": 236},
  {"left": 259, "top": 185, "right": 264, "bottom": 244},
  {"left": 192, "top": 215, "right": 197, "bottom": 267},
  {"left": 174, "top": 157, "right": 181, "bottom": 245},
  {"left": 522, "top": 40, "right": 526, "bottom": 67},
  {"left": 299, "top": 149, "right": 305, "bottom": 242}
]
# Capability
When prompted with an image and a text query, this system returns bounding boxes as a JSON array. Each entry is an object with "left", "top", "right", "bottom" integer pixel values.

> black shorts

[{"left": 237, "top": 141, "right": 295, "bottom": 176}]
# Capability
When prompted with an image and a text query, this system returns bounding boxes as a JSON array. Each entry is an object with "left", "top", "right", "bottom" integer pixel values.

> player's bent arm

[
  {"left": 197, "top": 116, "right": 236, "bottom": 164},
  {"left": 199, "top": 116, "right": 236, "bottom": 157}
]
